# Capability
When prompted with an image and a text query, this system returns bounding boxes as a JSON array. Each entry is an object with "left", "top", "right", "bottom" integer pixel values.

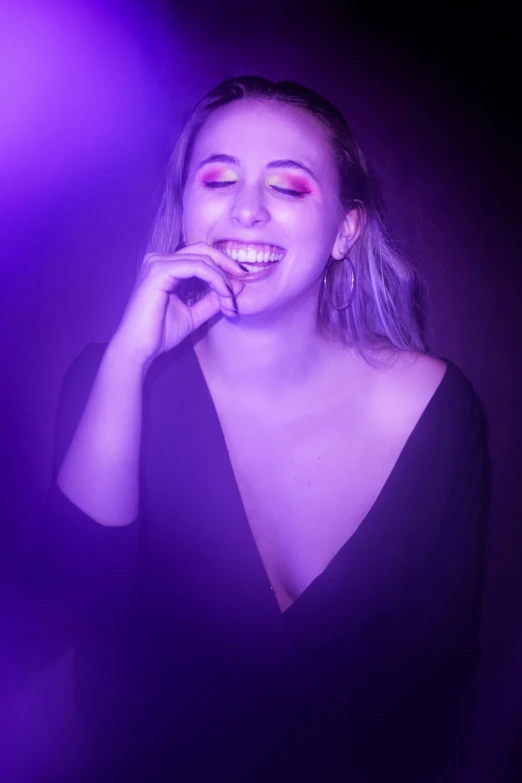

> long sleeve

[
  {"left": 377, "top": 386, "right": 489, "bottom": 744},
  {"left": 447, "top": 620, "right": 522, "bottom": 783},
  {"left": 352, "top": 376, "right": 490, "bottom": 777},
  {"left": 25, "top": 343, "right": 140, "bottom": 647}
]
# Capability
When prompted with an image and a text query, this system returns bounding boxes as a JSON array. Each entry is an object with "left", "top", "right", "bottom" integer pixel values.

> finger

[
  {"left": 147, "top": 257, "right": 237, "bottom": 305},
  {"left": 143, "top": 245, "right": 248, "bottom": 283},
  {"left": 189, "top": 290, "right": 237, "bottom": 330},
  {"left": 184, "top": 241, "right": 250, "bottom": 278}
]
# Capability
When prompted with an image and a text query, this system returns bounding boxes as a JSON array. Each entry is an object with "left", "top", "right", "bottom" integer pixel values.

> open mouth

[
  {"left": 238, "top": 263, "right": 275, "bottom": 275},
  {"left": 214, "top": 241, "right": 286, "bottom": 270}
]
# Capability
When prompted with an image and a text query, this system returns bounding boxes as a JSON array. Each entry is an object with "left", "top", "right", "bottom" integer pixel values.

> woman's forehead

[{"left": 193, "top": 99, "right": 334, "bottom": 175}]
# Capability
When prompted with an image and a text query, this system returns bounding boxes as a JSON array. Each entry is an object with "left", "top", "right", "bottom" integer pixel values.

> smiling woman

[
  {"left": 148, "top": 76, "right": 427, "bottom": 361},
  {"left": 28, "top": 75, "right": 489, "bottom": 782}
]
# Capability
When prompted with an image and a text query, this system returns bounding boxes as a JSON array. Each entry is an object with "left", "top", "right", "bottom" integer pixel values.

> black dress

[{"left": 27, "top": 338, "right": 489, "bottom": 781}]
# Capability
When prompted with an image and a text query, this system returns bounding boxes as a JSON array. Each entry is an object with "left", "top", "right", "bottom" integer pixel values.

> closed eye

[
  {"left": 271, "top": 185, "right": 308, "bottom": 198},
  {"left": 204, "top": 182, "right": 308, "bottom": 198},
  {"left": 204, "top": 181, "right": 237, "bottom": 189}
]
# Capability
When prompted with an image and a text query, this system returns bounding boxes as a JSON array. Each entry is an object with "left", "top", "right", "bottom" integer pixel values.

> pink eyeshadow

[
  {"left": 285, "top": 175, "right": 313, "bottom": 191},
  {"left": 266, "top": 173, "right": 314, "bottom": 193},
  {"left": 196, "top": 166, "right": 237, "bottom": 183}
]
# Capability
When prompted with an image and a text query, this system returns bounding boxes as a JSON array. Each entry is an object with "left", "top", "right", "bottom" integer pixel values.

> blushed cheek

[
  {"left": 197, "top": 199, "right": 225, "bottom": 228},
  {"left": 183, "top": 191, "right": 226, "bottom": 237},
  {"left": 281, "top": 204, "right": 319, "bottom": 239}
]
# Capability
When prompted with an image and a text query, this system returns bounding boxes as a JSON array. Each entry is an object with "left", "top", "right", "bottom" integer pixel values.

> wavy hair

[{"left": 146, "top": 76, "right": 429, "bottom": 363}]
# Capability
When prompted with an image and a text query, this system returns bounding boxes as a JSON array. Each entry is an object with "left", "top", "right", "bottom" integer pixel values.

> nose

[{"left": 229, "top": 182, "right": 270, "bottom": 228}]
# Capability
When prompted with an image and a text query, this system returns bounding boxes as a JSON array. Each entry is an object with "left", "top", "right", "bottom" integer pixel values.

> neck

[{"left": 191, "top": 307, "right": 347, "bottom": 405}]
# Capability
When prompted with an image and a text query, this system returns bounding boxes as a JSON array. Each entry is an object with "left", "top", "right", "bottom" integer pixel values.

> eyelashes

[{"left": 203, "top": 181, "right": 309, "bottom": 199}]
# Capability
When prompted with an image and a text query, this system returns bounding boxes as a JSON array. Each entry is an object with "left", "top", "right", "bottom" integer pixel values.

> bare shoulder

[
  {"left": 370, "top": 348, "right": 446, "bottom": 387},
  {"left": 368, "top": 350, "right": 448, "bottom": 431},
  {"left": 393, "top": 350, "right": 447, "bottom": 391}
]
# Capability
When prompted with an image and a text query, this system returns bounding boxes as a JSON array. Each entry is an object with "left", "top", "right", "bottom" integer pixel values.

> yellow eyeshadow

[
  {"left": 265, "top": 174, "right": 287, "bottom": 188},
  {"left": 204, "top": 167, "right": 239, "bottom": 182},
  {"left": 220, "top": 168, "right": 239, "bottom": 180}
]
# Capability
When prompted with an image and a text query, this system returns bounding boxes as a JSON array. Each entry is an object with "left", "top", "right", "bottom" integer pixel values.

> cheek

[
  {"left": 287, "top": 207, "right": 339, "bottom": 265},
  {"left": 281, "top": 201, "right": 329, "bottom": 240},
  {"left": 183, "top": 188, "right": 225, "bottom": 230}
]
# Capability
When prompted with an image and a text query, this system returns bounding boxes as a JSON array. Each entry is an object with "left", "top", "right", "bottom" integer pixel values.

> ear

[{"left": 330, "top": 201, "right": 366, "bottom": 260}]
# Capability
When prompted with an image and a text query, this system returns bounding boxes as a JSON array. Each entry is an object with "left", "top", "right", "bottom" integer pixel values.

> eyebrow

[{"left": 196, "top": 153, "right": 320, "bottom": 184}]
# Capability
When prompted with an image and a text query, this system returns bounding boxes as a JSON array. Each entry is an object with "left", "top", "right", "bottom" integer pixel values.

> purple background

[{"left": 1, "top": 0, "right": 520, "bottom": 778}]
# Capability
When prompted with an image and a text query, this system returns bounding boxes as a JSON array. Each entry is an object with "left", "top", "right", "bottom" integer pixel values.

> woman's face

[{"left": 182, "top": 98, "right": 357, "bottom": 317}]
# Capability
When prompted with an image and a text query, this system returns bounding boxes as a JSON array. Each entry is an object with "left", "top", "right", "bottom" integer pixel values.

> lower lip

[{"left": 240, "top": 262, "right": 280, "bottom": 282}]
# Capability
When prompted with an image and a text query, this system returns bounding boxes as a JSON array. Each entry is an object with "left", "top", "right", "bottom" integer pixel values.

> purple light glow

[{"left": 0, "top": 0, "right": 159, "bottom": 203}]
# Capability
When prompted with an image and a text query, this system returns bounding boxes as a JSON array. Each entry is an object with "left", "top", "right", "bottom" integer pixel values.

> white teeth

[
  {"left": 244, "top": 264, "right": 267, "bottom": 274},
  {"left": 218, "top": 244, "right": 284, "bottom": 264}
]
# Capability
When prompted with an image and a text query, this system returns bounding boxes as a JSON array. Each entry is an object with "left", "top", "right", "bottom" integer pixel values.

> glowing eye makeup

[
  {"left": 195, "top": 164, "right": 314, "bottom": 198},
  {"left": 265, "top": 173, "right": 313, "bottom": 197},
  {"left": 197, "top": 166, "right": 239, "bottom": 187}
]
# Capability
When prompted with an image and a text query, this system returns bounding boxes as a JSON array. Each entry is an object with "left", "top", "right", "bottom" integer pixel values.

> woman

[{"left": 31, "top": 76, "right": 489, "bottom": 781}]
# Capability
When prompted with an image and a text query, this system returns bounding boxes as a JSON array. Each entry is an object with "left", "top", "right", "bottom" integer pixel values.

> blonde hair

[{"left": 146, "top": 76, "right": 429, "bottom": 365}]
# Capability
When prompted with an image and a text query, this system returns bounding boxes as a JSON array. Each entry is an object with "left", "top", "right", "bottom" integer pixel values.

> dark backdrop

[{"left": 0, "top": 0, "right": 520, "bottom": 777}]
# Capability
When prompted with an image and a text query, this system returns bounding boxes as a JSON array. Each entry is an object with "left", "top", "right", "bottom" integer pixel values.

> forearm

[{"left": 57, "top": 338, "right": 147, "bottom": 526}]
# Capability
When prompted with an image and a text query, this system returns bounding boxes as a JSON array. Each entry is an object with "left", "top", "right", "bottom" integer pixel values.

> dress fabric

[{"left": 27, "top": 338, "right": 489, "bottom": 782}]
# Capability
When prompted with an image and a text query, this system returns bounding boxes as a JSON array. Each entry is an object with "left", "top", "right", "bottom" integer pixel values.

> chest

[{"left": 214, "top": 395, "right": 409, "bottom": 613}]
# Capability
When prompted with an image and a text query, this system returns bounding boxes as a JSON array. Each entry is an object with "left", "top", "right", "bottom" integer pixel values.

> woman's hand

[{"left": 111, "top": 241, "right": 247, "bottom": 369}]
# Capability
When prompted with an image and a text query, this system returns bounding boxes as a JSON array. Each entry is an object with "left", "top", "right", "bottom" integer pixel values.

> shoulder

[
  {"left": 392, "top": 351, "right": 448, "bottom": 400},
  {"left": 368, "top": 350, "right": 448, "bottom": 429},
  {"left": 371, "top": 350, "right": 486, "bottom": 449}
]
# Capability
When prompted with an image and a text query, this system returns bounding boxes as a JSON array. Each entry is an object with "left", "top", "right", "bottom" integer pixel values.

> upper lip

[{"left": 213, "top": 238, "right": 286, "bottom": 253}]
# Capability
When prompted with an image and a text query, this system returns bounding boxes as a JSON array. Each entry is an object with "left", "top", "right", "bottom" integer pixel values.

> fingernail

[
  {"left": 226, "top": 284, "right": 239, "bottom": 314},
  {"left": 238, "top": 263, "right": 249, "bottom": 272}
]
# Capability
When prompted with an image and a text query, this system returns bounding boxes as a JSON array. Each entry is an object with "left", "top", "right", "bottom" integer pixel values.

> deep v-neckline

[
  {"left": 188, "top": 341, "right": 451, "bottom": 618},
  {"left": 282, "top": 367, "right": 450, "bottom": 618}
]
